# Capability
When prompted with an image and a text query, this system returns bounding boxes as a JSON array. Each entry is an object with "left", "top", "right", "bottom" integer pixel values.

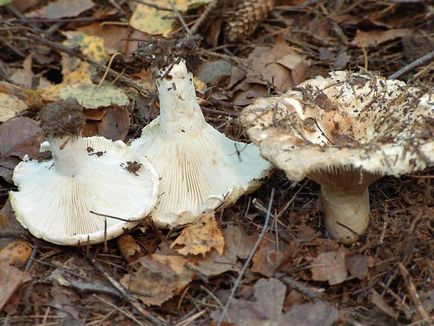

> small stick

[
  {"left": 280, "top": 276, "right": 323, "bottom": 299},
  {"left": 389, "top": 50, "right": 434, "bottom": 79},
  {"left": 190, "top": 0, "right": 220, "bottom": 35},
  {"left": 167, "top": 0, "right": 193, "bottom": 37},
  {"left": 217, "top": 188, "right": 276, "bottom": 325},
  {"left": 94, "top": 294, "right": 147, "bottom": 326},
  {"left": 398, "top": 263, "right": 430, "bottom": 321}
]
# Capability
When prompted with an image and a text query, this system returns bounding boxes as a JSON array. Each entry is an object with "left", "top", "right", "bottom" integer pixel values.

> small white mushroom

[
  {"left": 241, "top": 71, "right": 433, "bottom": 244},
  {"left": 130, "top": 60, "right": 271, "bottom": 227},
  {"left": 10, "top": 100, "right": 160, "bottom": 245}
]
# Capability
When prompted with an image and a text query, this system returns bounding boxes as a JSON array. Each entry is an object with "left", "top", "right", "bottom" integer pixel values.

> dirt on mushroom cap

[{"left": 39, "top": 98, "right": 85, "bottom": 137}]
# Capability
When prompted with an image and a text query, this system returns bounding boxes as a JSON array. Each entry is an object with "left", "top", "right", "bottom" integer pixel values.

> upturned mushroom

[
  {"left": 241, "top": 71, "right": 433, "bottom": 244},
  {"left": 10, "top": 99, "right": 160, "bottom": 245},
  {"left": 130, "top": 59, "right": 271, "bottom": 227}
]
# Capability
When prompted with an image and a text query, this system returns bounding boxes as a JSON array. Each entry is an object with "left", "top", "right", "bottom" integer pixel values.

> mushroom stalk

[
  {"left": 321, "top": 186, "right": 370, "bottom": 244},
  {"left": 48, "top": 135, "right": 85, "bottom": 177},
  {"left": 156, "top": 62, "right": 206, "bottom": 134}
]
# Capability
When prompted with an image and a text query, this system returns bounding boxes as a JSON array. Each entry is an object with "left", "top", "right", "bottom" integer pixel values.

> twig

[
  {"left": 190, "top": 0, "right": 220, "bottom": 35},
  {"left": 167, "top": 0, "right": 192, "bottom": 37},
  {"left": 274, "top": 179, "right": 309, "bottom": 220},
  {"left": 389, "top": 50, "right": 434, "bottom": 79},
  {"left": 94, "top": 294, "right": 147, "bottom": 326},
  {"left": 60, "top": 278, "right": 123, "bottom": 298},
  {"left": 398, "top": 263, "right": 430, "bottom": 321},
  {"left": 217, "top": 188, "right": 276, "bottom": 325},
  {"left": 280, "top": 276, "right": 323, "bottom": 299}
]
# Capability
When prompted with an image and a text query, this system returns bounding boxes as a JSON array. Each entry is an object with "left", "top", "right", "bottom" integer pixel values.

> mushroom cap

[
  {"left": 131, "top": 118, "right": 271, "bottom": 227},
  {"left": 241, "top": 71, "right": 433, "bottom": 185},
  {"left": 130, "top": 59, "right": 271, "bottom": 227},
  {"left": 10, "top": 136, "right": 160, "bottom": 245}
]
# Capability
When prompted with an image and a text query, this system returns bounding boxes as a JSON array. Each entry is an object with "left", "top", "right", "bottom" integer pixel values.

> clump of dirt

[{"left": 39, "top": 98, "right": 85, "bottom": 137}]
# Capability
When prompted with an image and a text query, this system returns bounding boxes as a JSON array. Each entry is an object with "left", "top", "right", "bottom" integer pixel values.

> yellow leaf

[
  {"left": 129, "top": 0, "right": 212, "bottom": 36},
  {"left": 0, "top": 93, "right": 27, "bottom": 122},
  {"left": 171, "top": 213, "right": 224, "bottom": 257}
]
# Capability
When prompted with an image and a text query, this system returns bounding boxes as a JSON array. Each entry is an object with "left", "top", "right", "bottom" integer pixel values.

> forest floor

[{"left": 0, "top": 0, "right": 433, "bottom": 325}]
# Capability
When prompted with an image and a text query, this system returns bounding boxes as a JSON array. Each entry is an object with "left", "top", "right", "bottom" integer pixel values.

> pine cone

[{"left": 226, "top": 0, "right": 275, "bottom": 43}]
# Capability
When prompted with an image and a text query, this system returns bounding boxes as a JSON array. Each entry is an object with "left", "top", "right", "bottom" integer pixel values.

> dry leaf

[
  {"left": 213, "top": 278, "right": 340, "bottom": 326},
  {"left": 0, "top": 93, "right": 27, "bottom": 122},
  {"left": 26, "top": 0, "right": 94, "bottom": 19},
  {"left": 212, "top": 278, "right": 286, "bottom": 325},
  {"left": 187, "top": 225, "right": 256, "bottom": 276},
  {"left": 129, "top": 0, "right": 212, "bottom": 36},
  {"left": 120, "top": 254, "right": 194, "bottom": 306},
  {"left": 117, "top": 234, "right": 143, "bottom": 263},
  {"left": 97, "top": 106, "right": 131, "bottom": 141},
  {"left": 351, "top": 29, "right": 411, "bottom": 48},
  {"left": 347, "top": 255, "right": 372, "bottom": 280},
  {"left": 310, "top": 247, "right": 348, "bottom": 285},
  {"left": 0, "top": 262, "right": 31, "bottom": 310},
  {"left": 0, "top": 240, "right": 32, "bottom": 267},
  {"left": 0, "top": 116, "right": 44, "bottom": 159},
  {"left": 76, "top": 24, "right": 147, "bottom": 56},
  {"left": 171, "top": 213, "right": 224, "bottom": 257},
  {"left": 280, "top": 301, "right": 340, "bottom": 326},
  {"left": 251, "top": 234, "right": 287, "bottom": 277}
]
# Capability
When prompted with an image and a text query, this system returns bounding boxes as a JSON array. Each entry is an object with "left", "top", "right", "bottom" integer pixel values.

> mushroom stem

[
  {"left": 155, "top": 60, "right": 206, "bottom": 134},
  {"left": 321, "top": 186, "right": 370, "bottom": 244},
  {"left": 48, "top": 136, "right": 85, "bottom": 177}
]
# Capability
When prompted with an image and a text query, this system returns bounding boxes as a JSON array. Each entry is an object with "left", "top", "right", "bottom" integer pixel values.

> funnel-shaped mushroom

[
  {"left": 10, "top": 99, "right": 160, "bottom": 245},
  {"left": 241, "top": 71, "right": 433, "bottom": 244},
  {"left": 130, "top": 60, "right": 271, "bottom": 227}
]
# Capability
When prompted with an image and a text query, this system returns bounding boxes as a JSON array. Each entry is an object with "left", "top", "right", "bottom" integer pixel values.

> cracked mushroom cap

[
  {"left": 10, "top": 136, "right": 160, "bottom": 245},
  {"left": 130, "top": 59, "right": 272, "bottom": 227},
  {"left": 241, "top": 71, "right": 433, "bottom": 243}
]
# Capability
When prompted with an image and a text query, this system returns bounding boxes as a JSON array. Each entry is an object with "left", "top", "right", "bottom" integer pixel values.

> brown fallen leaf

[
  {"left": 117, "top": 234, "right": 143, "bottom": 264},
  {"left": 171, "top": 213, "right": 224, "bottom": 257},
  {"left": 310, "top": 246, "right": 348, "bottom": 285},
  {"left": 0, "top": 240, "right": 32, "bottom": 268},
  {"left": 280, "top": 301, "right": 340, "bottom": 326},
  {"left": 212, "top": 278, "right": 340, "bottom": 326},
  {"left": 0, "top": 93, "right": 27, "bottom": 123},
  {"left": 26, "top": 0, "right": 95, "bottom": 19},
  {"left": 120, "top": 254, "right": 194, "bottom": 306},
  {"left": 186, "top": 225, "right": 256, "bottom": 276},
  {"left": 97, "top": 106, "right": 131, "bottom": 141},
  {"left": 0, "top": 116, "right": 44, "bottom": 159},
  {"left": 347, "top": 254, "right": 374, "bottom": 280},
  {"left": 251, "top": 234, "right": 287, "bottom": 277},
  {"left": 0, "top": 263, "right": 31, "bottom": 311},
  {"left": 351, "top": 29, "right": 412, "bottom": 48}
]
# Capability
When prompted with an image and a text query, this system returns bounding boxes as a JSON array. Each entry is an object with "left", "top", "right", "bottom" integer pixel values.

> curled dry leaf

[
  {"left": 120, "top": 254, "right": 194, "bottom": 306},
  {"left": 310, "top": 247, "right": 348, "bottom": 285},
  {"left": 117, "top": 234, "right": 143, "bottom": 264},
  {"left": 171, "top": 213, "right": 224, "bottom": 257}
]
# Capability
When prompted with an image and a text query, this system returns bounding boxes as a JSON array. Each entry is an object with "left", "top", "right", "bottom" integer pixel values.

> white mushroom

[
  {"left": 130, "top": 60, "right": 271, "bottom": 227},
  {"left": 241, "top": 71, "right": 433, "bottom": 244},
  {"left": 10, "top": 100, "right": 160, "bottom": 245}
]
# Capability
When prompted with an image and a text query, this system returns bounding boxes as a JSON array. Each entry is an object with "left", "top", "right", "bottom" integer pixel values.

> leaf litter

[{"left": 0, "top": 0, "right": 433, "bottom": 325}]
